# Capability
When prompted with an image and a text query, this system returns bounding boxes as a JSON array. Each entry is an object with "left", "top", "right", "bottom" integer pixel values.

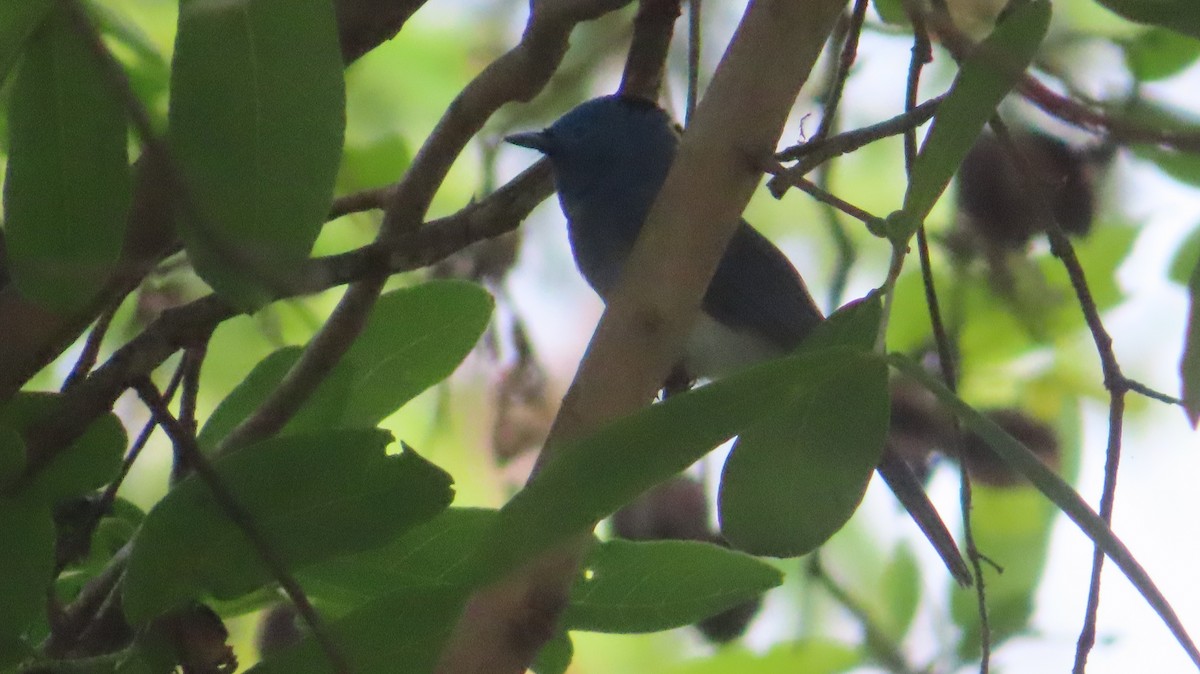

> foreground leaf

[
  {"left": 0, "top": 0, "right": 52, "bottom": 85},
  {"left": 719, "top": 351, "right": 888, "bottom": 557},
  {"left": 249, "top": 585, "right": 468, "bottom": 674},
  {"left": 903, "top": 0, "right": 1050, "bottom": 222},
  {"left": 199, "top": 281, "right": 492, "bottom": 448},
  {"left": 124, "top": 430, "right": 453, "bottom": 623},
  {"left": 563, "top": 539, "right": 781, "bottom": 633},
  {"left": 170, "top": 0, "right": 344, "bottom": 310},
  {"left": 4, "top": 5, "right": 129, "bottom": 312}
]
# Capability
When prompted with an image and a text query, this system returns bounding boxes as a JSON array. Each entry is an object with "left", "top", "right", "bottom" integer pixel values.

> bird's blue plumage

[{"left": 507, "top": 95, "right": 823, "bottom": 375}]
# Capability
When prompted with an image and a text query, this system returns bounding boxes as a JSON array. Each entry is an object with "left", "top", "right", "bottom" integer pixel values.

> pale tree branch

[{"left": 433, "top": 1, "right": 850, "bottom": 672}]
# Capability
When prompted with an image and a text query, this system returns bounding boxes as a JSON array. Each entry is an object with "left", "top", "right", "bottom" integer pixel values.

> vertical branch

[
  {"left": 685, "top": 0, "right": 701, "bottom": 122},
  {"left": 900, "top": 3, "right": 992, "bottom": 665},
  {"left": 620, "top": 0, "right": 683, "bottom": 101}
]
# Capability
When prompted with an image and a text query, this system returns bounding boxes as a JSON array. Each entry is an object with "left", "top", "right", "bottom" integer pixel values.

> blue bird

[{"left": 507, "top": 94, "right": 970, "bottom": 584}]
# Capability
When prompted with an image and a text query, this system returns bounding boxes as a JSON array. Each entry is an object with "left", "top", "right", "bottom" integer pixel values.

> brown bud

[{"left": 956, "top": 131, "right": 1096, "bottom": 250}]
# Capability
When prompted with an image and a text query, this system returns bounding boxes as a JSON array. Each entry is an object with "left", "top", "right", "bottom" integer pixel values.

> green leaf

[
  {"left": 299, "top": 508, "right": 496, "bottom": 612},
  {"left": 198, "top": 281, "right": 493, "bottom": 448},
  {"left": 123, "top": 430, "right": 454, "bottom": 623},
  {"left": 0, "top": 392, "right": 126, "bottom": 503},
  {"left": 877, "top": 543, "right": 921, "bottom": 640},
  {"left": 890, "top": 354, "right": 1200, "bottom": 665},
  {"left": 249, "top": 584, "right": 469, "bottom": 674},
  {"left": 798, "top": 291, "right": 882, "bottom": 353},
  {"left": 198, "top": 347, "right": 304, "bottom": 449},
  {"left": 951, "top": 485, "right": 1055, "bottom": 656},
  {"left": 3, "top": 5, "right": 130, "bottom": 313},
  {"left": 531, "top": 631, "right": 573, "bottom": 674},
  {"left": 562, "top": 539, "right": 780, "bottom": 634},
  {"left": 0, "top": 0, "right": 51, "bottom": 86},
  {"left": 668, "top": 639, "right": 860, "bottom": 674},
  {"left": 871, "top": 0, "right": 908, "bottom": 25},
  {"left": 719, "top": 351, "right": 888, "bottom": 557},
  {"left": 1094, "top": 0, "right": 1200, "bottom": 39},
  {"left": 0, "top": 497, "right": 54, "bottom": 647},
  {"left": 1170, "top": 225, "right": 1200, "bottom": 285},
  {"left": 1124, "top": 28, "right": 1200, "bottom": 80},
  {"left": 903, "top": 0, "right": 1051, "bottom": 223},
  {"left": 478, "top": 350, "right": 849, "bottom": 582},
  {"left": 1183, "top": 257, "right": 1200, "bottom": 426},
  {"left": 0, "top": 426, "right": 24, "bottom": 489},
  {"left": 170, "top": 0, "right": 345, "bottom": 311}
]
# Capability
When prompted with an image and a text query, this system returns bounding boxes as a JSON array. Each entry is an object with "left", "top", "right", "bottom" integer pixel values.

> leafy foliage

[{"left": 0, "top": 1, "right": 1197, "bottom": 673}]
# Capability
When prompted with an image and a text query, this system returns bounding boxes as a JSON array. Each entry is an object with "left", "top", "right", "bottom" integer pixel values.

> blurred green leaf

[
  {"left": 478, "top": 350, "right": 856, "bottom": 582},
  {"left": 123, "top": 430, "right": 454, "bottom": 624},
  {"left": 1183, "top": 257, "right": 1200, "bottom": 426},
  {"left": 1093, "top": 0, "right": 1200, "bottom": 39},
  {"left": 3, "top": 5, "right": 130, "bottom": 313},
  {"left": 719, "top": 350, "right": 888, "bottom": 557},
  {"left": 0, "top": 497, "right": 54, "bottom": 650},
  {"left": 0, "top": 426, "right": 24, "bottom": 489},
  {"left": 877, "top": 543, "right": 921, "bottom": 640},
  {"left": 871, "top": 0, "right": 908, "bottom": 25},
  {"left": 952, "top": 485, "right": 1055, "bottom": 656},
  {"left": 904, "top": 0, "right": 1051, "bottom": 222},
  {"left": 563, "top": 539, "right": 781, "bottom": 633},
  {"left": 0, "top": 392, "right": 125, "bottom": 503},
  {"left": 668, "top": 639, "right": 859, "bottom": 674},
  {"left": 249, "top": 584, "right": 468, "bottom": 674},
  {"left": 1170, "top": 225, "right": 1200, "bottom": 285},
  {"left": 0, "top": 0, "right": 51, "bottom": 85},
  {"left": 891, "top": 354, "right": 1200, "bottom": 663},
  {"left": 1123, "top": 27, "right": 1200, "bottom": 80},
  {"left": 199, "top": 281, "right": 492, "bottom": 448},
  {"left": 170, "top": 0, "right": 344, "bottom": 311},
  {"left": 531, "top": 630, "right": 573, "bottom": 674},
  {"left": 337, "top": 133, "right": 411, "bottom": 192},
  {"left": 1124, "top": 99, "right": 1200, "bottom": 186},
  {"left": 299, "top": 508, "right": 496, "bottom": 613}
]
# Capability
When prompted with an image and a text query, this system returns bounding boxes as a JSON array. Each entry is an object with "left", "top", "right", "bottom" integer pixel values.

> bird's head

[{"left": 505, "top": 95, "right": 677, "bottom": 193}]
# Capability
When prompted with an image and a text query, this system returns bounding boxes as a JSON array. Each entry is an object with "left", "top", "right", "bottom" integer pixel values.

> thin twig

[
  {"left": 132, "top": 378, "right": 351, "bottom": 674},
  {"left": 686, "top": 0, "right": 701, "bottom": 123},
  {"left": 767, "top": 169, "right": 880, "bottom": 225},
  {"left": 988, "top": 117, "right": 1130, "bottom": 674},
  {"left": 901, "top": 6, "right": 992, "bottom": 667},
  {"left": 61, "top": 302, "right": 120, "bottom": 392},
  {"left": 768, "top": 96, "right": 943, "bottom": 196},
  {"left": 172, "top": 343, "right": 208, "bottom": 482},
  {"left": 811, "top": 0, "right": 869, "bottom": 145}
]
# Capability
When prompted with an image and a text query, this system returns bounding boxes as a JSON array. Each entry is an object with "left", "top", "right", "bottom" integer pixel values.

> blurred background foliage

[{"left": 1, "top": 0, "right": 1199, "bottom": 671}]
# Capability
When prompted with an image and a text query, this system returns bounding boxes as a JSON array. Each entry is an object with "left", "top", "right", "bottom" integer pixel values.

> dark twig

[
  {"left": 172, "top": 343, "right": 207, "bottom": 482},
  {"left": 812, "top": 0, "right": 869, "bottom": 145},
  {"left": 806, "top": 554, "right": 919, "bottom": 674},
  {"left": 61, "top": 301, "right": 120, "bottom": 392},
  {"left": 132, "top": 378, "right": 350, "bottom": 674},
  {"left": 685, "top": 0, "right": 701, "bottom": 123},
  {"left": 768, "top": 96, "right": 943, "bottom": 194},
  {"left": 901, "top": 6, "right": 992, "bottom": 667},
  {"left": 765, "top": 168, "right": 881, "bottom": 225},
  {"left": 987, "top": 118, "right": 1130, "bottom": 674},
  {"left": 1125, "top": 379, "right": 1184, "bottom": 407}
]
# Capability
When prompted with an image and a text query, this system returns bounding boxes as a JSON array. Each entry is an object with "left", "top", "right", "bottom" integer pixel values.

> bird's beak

[{"left": 504, "top": 130, "right": 552, "bottom": 154}]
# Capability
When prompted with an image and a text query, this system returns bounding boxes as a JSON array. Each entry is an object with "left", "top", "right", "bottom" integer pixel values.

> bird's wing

[{"left": 702, "top": 221, "right": 824, "bottom": 351}]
